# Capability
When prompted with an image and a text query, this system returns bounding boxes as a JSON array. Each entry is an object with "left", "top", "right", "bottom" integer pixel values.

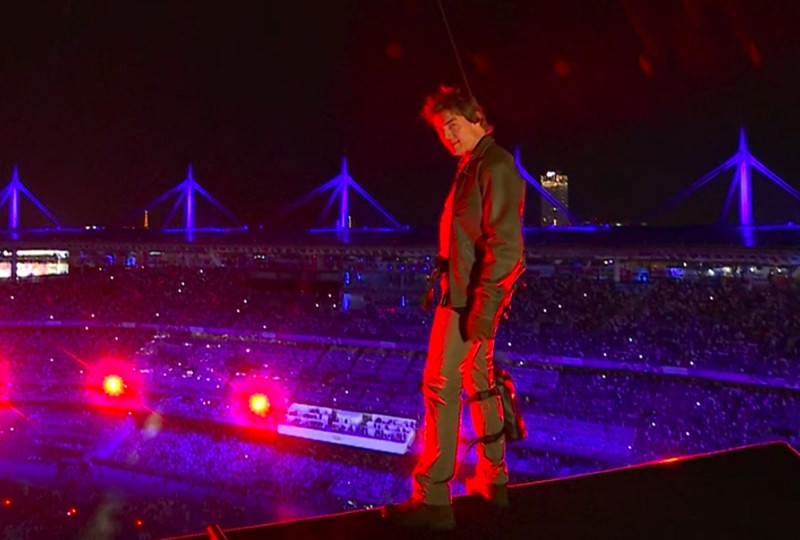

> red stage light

[
  {"left": 227, "top": 372, "right": 287, "bottom": 427},
  {"left": 86, "top": 358, "right": 143, "bottom": 408},
  {"left": 2, "top": 498, "right": 11, "bottom": 506},
  {"left": 103, "top": 375, "right": 124, "bottom": 397},
  {"left": 135, "top": 519, "right": 143, "bottom": 527},
  {"left": 249, "top": 393, "right": 270, "bottom": 417}
]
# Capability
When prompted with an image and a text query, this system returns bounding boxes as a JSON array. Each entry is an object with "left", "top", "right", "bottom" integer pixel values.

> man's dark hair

[{"left": 420, "top": 85, "right": 493, "bottom": 133}]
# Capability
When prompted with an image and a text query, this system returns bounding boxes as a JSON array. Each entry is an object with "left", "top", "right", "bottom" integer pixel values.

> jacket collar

[
  {"left": 456, "top": 135, "right": 494, "bottom": 174},
  {"left": 471, "top": 134, "right": 494, "bottom": 159},
  {"left": 462, "top": 134, "right": 493, "bottom": 166}
]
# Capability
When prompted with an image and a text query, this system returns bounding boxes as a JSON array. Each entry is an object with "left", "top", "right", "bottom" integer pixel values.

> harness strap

[
  {"left": 462, "top": 429, "right": 505, "bottom": 457},
  {"left": 463, "top": 387, "right": 501, "bottom": 404}
]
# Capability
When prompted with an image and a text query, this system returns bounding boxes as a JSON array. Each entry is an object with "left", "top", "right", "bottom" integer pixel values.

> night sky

[{"left": 1, "top": 0, "right": 799, "bottom": 229}]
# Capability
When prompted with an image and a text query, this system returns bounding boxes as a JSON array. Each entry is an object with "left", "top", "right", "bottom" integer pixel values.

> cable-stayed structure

[
  {"left": 651, "top": 128, "right": 800, "bottom": 227},
  {"left": 135, "top": 164, "right": 246, "bottom": 241},
  {"left": 0, "top": 165, "right": 61, "bottom": 233},
  {"left": 281, "top": 156, "right": 406, "bottom": 238}
]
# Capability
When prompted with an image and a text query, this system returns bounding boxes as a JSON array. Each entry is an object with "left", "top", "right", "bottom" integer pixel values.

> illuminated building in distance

[{"left": 540, "top": 171, "right": 569, "bottom": 226}]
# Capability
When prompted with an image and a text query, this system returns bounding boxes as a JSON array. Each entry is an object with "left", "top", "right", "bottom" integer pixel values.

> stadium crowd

[
  {"left": 1, "top": 261, "right": 799, "bottom": 538},
  {"left": 1, "top": 265, "right": 798, "bottom": 378}
]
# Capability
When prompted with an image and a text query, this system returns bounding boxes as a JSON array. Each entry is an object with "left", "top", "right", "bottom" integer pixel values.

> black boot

[
  {"left": 465, "top": 477, "right": 509, "bottom": 508},
  {"left": 381, "top": 498, "right": 456, "bottom": 530}
]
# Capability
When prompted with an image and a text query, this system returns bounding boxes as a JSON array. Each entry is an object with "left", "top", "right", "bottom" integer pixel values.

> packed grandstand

[{"left": 1, "top": 235, "right": 799, "bottom": 538}]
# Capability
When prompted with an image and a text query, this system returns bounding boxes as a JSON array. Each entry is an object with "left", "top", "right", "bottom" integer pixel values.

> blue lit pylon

[
  {"left": 652, "top": 128, "right": 800, "bottom": 227},
  {"left": 513, "top": 147, "right": 577, "bottom": 225},
  {"left": 0, "top": 165, "right": 61, "bottom": 232},
  {"left": 136, "top": 164, "right": 245, "bottom": 240},
  {"left": 283, "top": 156, "right": 405, "bottom": 235}
]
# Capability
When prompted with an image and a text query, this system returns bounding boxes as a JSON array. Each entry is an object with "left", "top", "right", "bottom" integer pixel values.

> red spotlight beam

[
  {"left": 139, "top": 403, "right": 163, "bottom": 419},
  {"left": 220, "top": 374, "right": 237, "bottom": 391},
  {"left": 1, "top": 402, "right": 29, "bottom": 419},
  {"left": 57, "top": 346, "right": 91, "bottom": 369}
]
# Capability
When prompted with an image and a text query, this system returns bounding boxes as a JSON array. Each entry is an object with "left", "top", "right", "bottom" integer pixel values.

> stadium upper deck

[{"left": 1, "top": 225, "right": 799, "bottom": 269}]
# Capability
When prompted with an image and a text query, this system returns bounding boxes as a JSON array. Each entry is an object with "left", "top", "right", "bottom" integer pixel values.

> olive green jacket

[{"left": 442, "top": 135, "right": 526, "bottom": 322}]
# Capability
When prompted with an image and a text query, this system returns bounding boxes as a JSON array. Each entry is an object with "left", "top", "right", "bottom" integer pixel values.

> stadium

[
  {"left": 2, "top": 119, "right": 800, "bottom": 540},
  {"left": 2, "top": 1, "right": 800, "bottom": 537},
  {"left": 2, "top": 213, "right": 799, "bottom": 538}
]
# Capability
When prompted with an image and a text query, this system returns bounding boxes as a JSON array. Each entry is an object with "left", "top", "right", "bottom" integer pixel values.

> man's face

[{"left": 431, "top": 109, "right": 485, "bottom": 156}]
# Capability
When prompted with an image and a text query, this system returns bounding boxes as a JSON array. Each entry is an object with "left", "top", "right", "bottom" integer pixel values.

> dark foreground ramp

[{"left": 166, "top": 441, "right": 800, "bottom": 539}]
